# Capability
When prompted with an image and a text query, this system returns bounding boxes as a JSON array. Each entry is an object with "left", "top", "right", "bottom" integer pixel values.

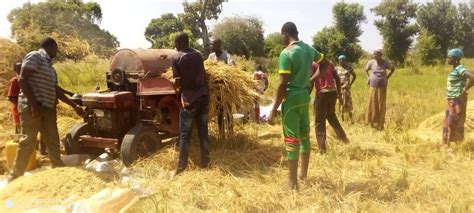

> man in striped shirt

[{"left": 8, "top": 37, "right": 84, "bottom": 182}]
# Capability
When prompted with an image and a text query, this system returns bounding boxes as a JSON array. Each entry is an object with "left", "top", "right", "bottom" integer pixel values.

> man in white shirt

[
  {"left": 207, "top": 38, "right": 235, "bottom": 137},
  {"left": 207, "top": 38, "right": 235, "bottom": 66}
]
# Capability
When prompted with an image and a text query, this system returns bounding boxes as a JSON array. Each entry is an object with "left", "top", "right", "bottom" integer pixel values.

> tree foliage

[
  {"left": 414, "top": 31, "right": 442, "bottom": 65},
  {"left": 333, "top": 2, "right": 367, "bottom": 43},
  {"left": 182, "top": 0, "right": 227, "bottom": 56},
  {"left": 417, "top": 0, "right": 458, "bottom": 61},
  {"left": 168, "top": 30, "right": 201, "bottom": 50},
  {"left": 145, "top": 13, "right": 185, "bottom": 48},
  {"left": 7, "top": 0, "right": 119, "bottom": 60},
  {"left": 313, "top": 27, "right": 363, "bottom": 63},
  {"left": 415, "top": 0, "right": 474, "bottom": 63},
  {"left": 313, "top": 2, "right": 366, "bottom": 63},
  {"left": 372, "top": 0, "right": 418, "bottom": 65},
  {"left": 452, "top": 3, "right": 474, "bottom": 57},
  {"left": 212, "top": 16, "right": 265, "bottom": 58},
  {"left": 264, "top": 32, "right": 285, "bottom": 58},
  {"left": 145, "top": 13, "right": 201, "bottom": 50}
]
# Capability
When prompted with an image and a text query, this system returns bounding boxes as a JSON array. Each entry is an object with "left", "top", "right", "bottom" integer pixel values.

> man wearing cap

[
  {"left": 443, "top": 48, "right": 474, "bottom": 145},
  {"left": 267, "top": 22, "right": 327, "bottom": 190},
  {"left": 336, "top": 55, "right": 356, "bottom": 121},
  {"left": 365, "top": 49, "right": 394, "bottom": 130},
  {"left": 8, "top": 37, "right": 84, "bottom": 182}
]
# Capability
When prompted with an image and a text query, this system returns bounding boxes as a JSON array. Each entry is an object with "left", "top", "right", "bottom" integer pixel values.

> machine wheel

[
  {"left": 121, "top": 126, "right": 161, "bottom": 167},
  {"left": 64, "top": 123, "right": 89, "bottom": 154},
  {"left": 110, "top": 69, "right": 126, "bottom": 86},
  {"left": 64, "top": 123, "right": 104, "bottom": 157}
]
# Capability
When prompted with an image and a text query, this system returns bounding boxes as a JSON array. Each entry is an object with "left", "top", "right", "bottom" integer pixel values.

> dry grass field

[{"left": 0, "top": 57, "right": 474, "bottom": 212}]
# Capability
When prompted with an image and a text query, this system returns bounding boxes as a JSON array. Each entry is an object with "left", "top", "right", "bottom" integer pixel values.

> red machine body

[{"left": 65, "top": 49, "right": 182, "bottom": 166}]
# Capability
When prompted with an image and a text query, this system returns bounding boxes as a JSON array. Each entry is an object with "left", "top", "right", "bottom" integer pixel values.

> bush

[
  {"left": 414, "top": 32, "right": 443, "bottom": 65},
  {"left": 54, "top": 55, "right": 109, "bottom": 93}
]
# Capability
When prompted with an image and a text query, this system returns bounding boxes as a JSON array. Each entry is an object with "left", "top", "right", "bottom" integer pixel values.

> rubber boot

[
  {"left": 299, "top": 153, "right": 310, "bottom": 181},
  {"left": 288, "top": 159, "right": 299, "bottom": 190}
]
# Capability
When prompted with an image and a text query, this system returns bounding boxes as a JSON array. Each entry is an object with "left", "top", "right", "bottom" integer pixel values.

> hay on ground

[
  {"left": 415, "top": 100, "right": 474, "bottom": 141},
  {"left": 0, "top": 167, "right": 111, "bottom": 210}
]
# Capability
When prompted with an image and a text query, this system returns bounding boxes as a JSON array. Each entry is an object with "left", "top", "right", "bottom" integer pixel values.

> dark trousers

[
  {"left": 314, "top": 91, "right": 347, "bottom": 152},
  {"left": 13, "top": 102, "right": 64, "bottom": 177},
  {"left": 178, "top": 96, "right": 210, "bottom": 171}
]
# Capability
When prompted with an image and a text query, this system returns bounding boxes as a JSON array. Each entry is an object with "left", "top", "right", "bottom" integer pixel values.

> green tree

[
  {"left": 7, "top": 0, "right": 118, "bottom": 59},
  {"left": 452, "top": 3, "right": 474, "bottom": 57},
  {"left": 168, "top": 30, "right": 201, "bottom": 50},
  {"left": 313, "top": 2, "right": 366, "bottom": 63},
  {"left": 182, "top": 0, "right": 227, "bottom": 57},
  {"left": 333, "top": 2, "right": 367, "bottom": 43},
  {"left": 145, "top": 13, "right": 185, "bottom": 48},
  {"left": 372, "top": 0, "right": 418, "bottom": 65},
  {"left": 212, "top": 16, "right": 265, "bottom": 58},
  {"left": 417, "top": 0, "right": 457, "bottom": 60},
  {"left": 414, "top": 31, "right": 442, "bottom": 65},
  {"left": 264, "top": 32, "right": 285, "bottom": 58},
  {"left": 312, "top": 27, "right": 363, "bottom": 63}
]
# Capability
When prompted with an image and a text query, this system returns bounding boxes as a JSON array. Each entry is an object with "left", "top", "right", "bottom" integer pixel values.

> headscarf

[
  {"left": 338, "top": 55, "right": 347, "bottom": 61},
  {"left": 447, "top": 48, "right": 464, "bottom": 59}
]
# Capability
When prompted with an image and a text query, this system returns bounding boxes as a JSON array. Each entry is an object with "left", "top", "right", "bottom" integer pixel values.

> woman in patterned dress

[
  {"left": 336, "top": 55, "right": 356, "bottom": 122},
  {"left": 443, "top": 48, "right": 474, "bottom": 145}
]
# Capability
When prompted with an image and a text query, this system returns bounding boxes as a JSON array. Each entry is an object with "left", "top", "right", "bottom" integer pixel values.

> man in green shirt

[{"left": 268, "top": 22, "right": 326, "bottom": 190}]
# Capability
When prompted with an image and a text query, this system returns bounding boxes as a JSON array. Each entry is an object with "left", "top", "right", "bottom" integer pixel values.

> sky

[{"left": 0, "top": 0, "right": 470, "bottom": 52}]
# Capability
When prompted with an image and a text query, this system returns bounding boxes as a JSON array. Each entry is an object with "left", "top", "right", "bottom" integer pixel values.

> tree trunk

[
  {"left": 200, "top": 0, "right": 210, "bottom": 57},
  {"left": 200, "top": 19, "right": 210, "bottom": 57}
]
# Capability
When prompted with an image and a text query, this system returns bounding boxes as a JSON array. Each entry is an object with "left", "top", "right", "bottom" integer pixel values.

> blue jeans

[{"left": 177, "top": 96, "right": 210, "bottom": 171}]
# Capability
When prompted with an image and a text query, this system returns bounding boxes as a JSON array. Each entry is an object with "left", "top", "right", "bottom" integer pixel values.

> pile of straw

[
  {"left": 0, "top": 167, "right": 111, "bottom": 209},
  {"left": 414, "top": 100, "right": 474, "bottom": 141},
  {"left": 0, "top": 38, "right": 25, "bottom": 95},
  {"left": 163, "top": 60, "right": 259, "bottom": 131}
]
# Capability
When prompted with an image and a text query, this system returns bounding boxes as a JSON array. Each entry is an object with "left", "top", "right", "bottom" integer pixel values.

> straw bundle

[
  {"left": 204, "top": 60, "right": 259, "bottom": 117},
  {"left": 163, "top": 60, "right": 259, "bottom": 131}
]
